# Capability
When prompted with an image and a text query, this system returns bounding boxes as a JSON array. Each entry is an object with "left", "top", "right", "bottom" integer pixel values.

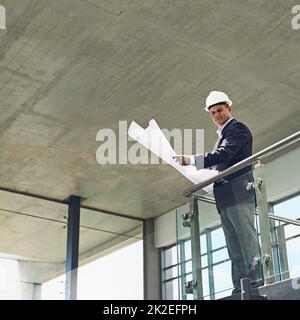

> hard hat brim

[{"left": 205, "top": 100, "right": 232, "bottom": 112}]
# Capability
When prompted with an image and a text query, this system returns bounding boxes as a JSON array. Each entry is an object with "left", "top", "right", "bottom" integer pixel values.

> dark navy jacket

[
  {"left": 204, "top": 119, "right": 253, "bottom": 179},
  {"left": 197, "top": 119, "right": 254, "bottom": 210}
]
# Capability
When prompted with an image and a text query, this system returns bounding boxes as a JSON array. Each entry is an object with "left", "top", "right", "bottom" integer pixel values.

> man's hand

[{"left": 173, "top": 155, "right": 191, "bottom": 166}]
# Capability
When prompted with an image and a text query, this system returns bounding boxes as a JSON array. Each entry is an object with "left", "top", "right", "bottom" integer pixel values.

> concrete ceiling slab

[
  {"left": 0, "top": 190, "right": 141, "bottom": 262},
  {"left": 0, "top": 0, "right": 300, "bottom": 261}
]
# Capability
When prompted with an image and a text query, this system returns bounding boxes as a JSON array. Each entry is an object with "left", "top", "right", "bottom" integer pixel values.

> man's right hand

[{"left": 173, "top": 155, "right": 191, "bottom": 166}]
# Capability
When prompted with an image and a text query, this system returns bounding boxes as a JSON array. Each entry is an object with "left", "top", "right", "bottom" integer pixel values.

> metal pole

[
  {"left": 206, "top": 231, "right": 215, "bottom": 300},
  {"left": 268, "top": 204, "right": 283, "bottom": 283},
  {"left": 253, "top": 162, "right": 274, "bottom": 284},
  {"left": 268, "top": 213, "right": 300, "bottom": 226},
  {"left": 65, "top": 195, "right": 81, "bottom": 300},
  {"left": 189, "top": 194, "right": 203, "bottom": 299},
  {"left": 240, "top": 278, "right": 251, "bottom": 300},
  {"left": 277, "top": 224, "right": 290, "bottom": 280},
  {"left": 269, "top": 217, "right": 281, "bottom": 282},
  {"left": 179, "top": 241, "right": 187, "bottom": 300}
]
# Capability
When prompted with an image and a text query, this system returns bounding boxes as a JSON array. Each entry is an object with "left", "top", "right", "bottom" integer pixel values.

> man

[{"left": 174, "top": 91, "right": 263, "bottom": 294}]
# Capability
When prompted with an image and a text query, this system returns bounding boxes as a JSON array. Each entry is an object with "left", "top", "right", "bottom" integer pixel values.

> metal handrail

[
  {"left": 196, "top": 193, "right": 300, "bottom": 227},
  {"left": 268, "top": 213, "right": 300, "bottom": 227},
  {"left": 182, "top": 130, "right": 300, "bottom": 197}
]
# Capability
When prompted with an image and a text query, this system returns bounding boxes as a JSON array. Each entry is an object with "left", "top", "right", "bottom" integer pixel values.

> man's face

[{"left": 209, "top": 104, "right": 231, "bottom": 127}]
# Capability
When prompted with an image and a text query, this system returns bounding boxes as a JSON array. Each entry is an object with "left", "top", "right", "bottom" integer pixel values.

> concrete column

[
  {"left": 143, "top": 218, "right": 161, "bottom": 300},
  {"left": 33, "top": 283, "right": 42, "bottom": 300},
  {"left": 18, "top": 260, "right": 65, "bottom": 299}
]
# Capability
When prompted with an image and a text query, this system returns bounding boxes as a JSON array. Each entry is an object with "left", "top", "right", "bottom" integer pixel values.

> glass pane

[
  {"left": 273, "top": 220, "right": 300, "bottom": 281},
  {"left": 211, "top": 228, "right": 226, "bottom": 250},
  {"left": 77, "top": 240, "right": 143, "bottom": 300},
  {"left": 201, "top": 268, "right": 210, "bottom": 299},
  {"left": 224, "top": 170, "right": 262, "bottom": 291},
  {"left": 77, "top": 209, "right": 143, "bottom": 300},
  {"left": 164, "top": 265, "right": 179, "bottom": 281},
  {"left": 201, "top": 254, "right": 208, "bottom": 268},
  {"left": 212, "top": 248, "right": 229, "bottom": 264},
  {"left": 196, "top": 170, "right": 261, "bottom": 299},
  {"left": 284, "top": 224, "right": 300, "bottom": 239},
  {"left": 185, "top": 260, "right": 192, "bottom": 274},
  {"left": 263, "top": 147, "right": 300, "bottom": 285},
  {"left": 165, "top": 279, "right": 179, "bottom": 300},
  {"left": 197, "top": 189, "right": 223, "bottom": 299},
  {"left": 185, "top": 273, "right": 193, "bottom": 282},
  {"left": 164, "top": 245, "right": 179, "bottom": 268},
  {"left": 177, "top": 169, "right": 262, "bottom": 300},
  {"left": 273, "top": 195, "right": 300, "bottom": 220},
  {"left": 176, "top": 200, "right": 214, "bottom": 300},
  {"left": 198, "top": 192, "right": 221, "bottom": 242},
  {"left": 184, "top": 240, "right": 191, "bottom": 260},
  {"left": 213, "top": 261, "right": 233, "bottom": 299},
  {"left": 286, "top": 237, "right": 300, "bottom": 278},
  {"left": 176, "top": 205, "right": 191, "bottom": 300},
  {"left": 200, "top": 235, "right": 207, "bottom": 254}
]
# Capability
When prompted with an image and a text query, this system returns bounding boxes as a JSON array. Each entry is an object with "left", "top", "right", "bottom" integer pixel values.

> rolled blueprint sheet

[{"left": 128, "top": 119, "right": 218, "bottom": 193}]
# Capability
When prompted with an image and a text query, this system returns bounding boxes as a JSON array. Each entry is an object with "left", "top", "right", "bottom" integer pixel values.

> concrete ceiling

[
  {"left": 0, "top": 0, "right": 300, "bottom": 262},
  {"left": 0, "top": 190, "right": 142, "bottom": 262}
]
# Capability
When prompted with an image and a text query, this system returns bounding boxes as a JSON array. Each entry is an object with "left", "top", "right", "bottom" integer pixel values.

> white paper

[{"left": 128, "top": 119, "right": 218, "bottom": 193}]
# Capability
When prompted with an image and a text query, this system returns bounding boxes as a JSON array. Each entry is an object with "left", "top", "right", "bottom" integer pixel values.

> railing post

[
  {"left": 277, "top": 224, "right": 290, "bottom": 280},
  {"left": 189, "top": 194, "right": 203, "bottom": 299},
  {"left": 240, "top": 278, "right": 252, "bottom": 300},
  {"left": 206, "top": 231, "right": 215, "bottom": 299},
  {"left": 178, "top": 240, "right": 187, "bottom": 300},
  {"left": 253, "top": 162, "right": 275, "bottom": 284}
]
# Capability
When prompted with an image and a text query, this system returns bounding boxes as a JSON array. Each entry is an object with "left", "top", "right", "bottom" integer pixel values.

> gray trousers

[{"left": 218, "top": 201, "right": 263, "bottom": 289}]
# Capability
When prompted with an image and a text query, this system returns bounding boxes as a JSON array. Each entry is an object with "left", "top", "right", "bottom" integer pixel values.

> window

[
  {"left": 273, "top": 195, "right": 300, "bottom": 279},
  {"left": 161, "top": 226, "right": 231, "bottom": 300},
  {"left": 42, "top": 241, "right": 143, "bottom": 300}
]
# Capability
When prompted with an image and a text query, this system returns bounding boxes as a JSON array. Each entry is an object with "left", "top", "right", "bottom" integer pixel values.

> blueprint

[{"left": 128, "top": 119, "right": 218, "bottom": 193}]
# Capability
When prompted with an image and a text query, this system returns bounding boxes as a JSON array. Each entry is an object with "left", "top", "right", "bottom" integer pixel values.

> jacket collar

[{"left": 216, "top": 117, "right": 235, "bottom": 136}]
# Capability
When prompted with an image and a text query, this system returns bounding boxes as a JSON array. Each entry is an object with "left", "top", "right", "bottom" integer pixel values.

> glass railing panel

[
  {"left": 270, "top": 198, "right": 300, "bottom": 282},
  {"left": 271, "top": 219, "right": 300, "bottom": 281},
  {"left": 176, "top": 203, "right": 211, "bottom": 300},
  {"left": 258, "top": 145, "right": 300, "bottom": 284},
  {"left": 179, "top": 140, "right": 300, "bottom": 299},
  {"left": 176, "top": 205, "right": 191, "bottom": 300},
  {"left": 219, "top": 169, "right": 264, "bottom": 292},
  {"left": 197, "top": 188, "right": 229, "bottom": 300},
  {"left": 182, "top": 169, "right": 263, "bottom": 300}
]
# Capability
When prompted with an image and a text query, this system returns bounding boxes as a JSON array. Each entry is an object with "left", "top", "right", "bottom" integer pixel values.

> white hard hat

[{"left": 205, "top": 91, "right": 232, "bottom": 112}]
